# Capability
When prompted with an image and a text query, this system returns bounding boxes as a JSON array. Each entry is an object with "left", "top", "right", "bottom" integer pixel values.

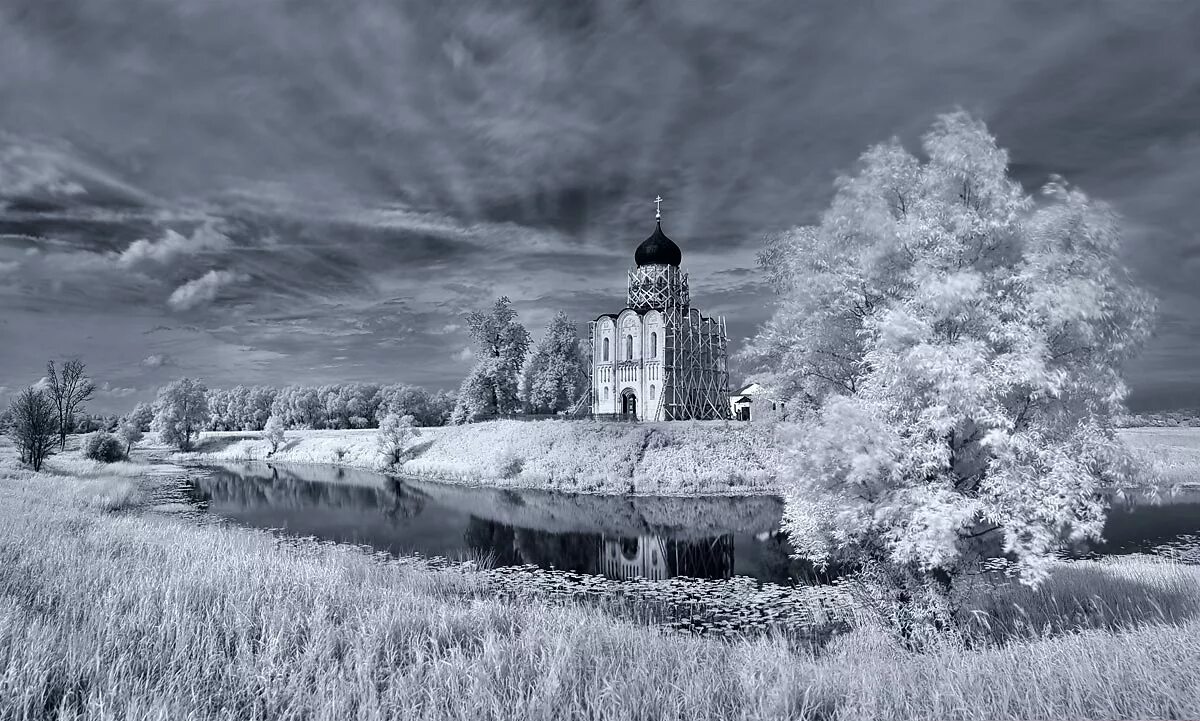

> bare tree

[
  {"left": 45, "top": 359, "right": 96, "bottom": 450},
  {"left": 7, "top": 387, "right": 59, "bottom": 471}
]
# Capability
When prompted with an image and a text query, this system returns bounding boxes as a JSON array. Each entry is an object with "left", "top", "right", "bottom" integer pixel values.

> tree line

[
  {"left": 1, "top": 362, "right": 461, "bottom": 464},
  {"left": 204, "top": 383, "right": 455, "bottom": 431},
  {"left": 3, "top": 301, "right": 590, "bottom": 467}
]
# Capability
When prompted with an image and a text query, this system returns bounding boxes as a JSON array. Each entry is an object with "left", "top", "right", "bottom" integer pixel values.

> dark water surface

[{"left": 181, "top": 461, "right": 1200, "bottom": 585}]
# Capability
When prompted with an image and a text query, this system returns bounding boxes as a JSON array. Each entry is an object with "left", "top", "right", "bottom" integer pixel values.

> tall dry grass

[{"left": 2, "top": 440, "right": 1200, "bottom": 719}]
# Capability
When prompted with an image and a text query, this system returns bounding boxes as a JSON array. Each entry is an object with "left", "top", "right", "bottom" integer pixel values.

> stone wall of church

[{"left": 591, "top": 309, "right": 664, "bottom": 420}]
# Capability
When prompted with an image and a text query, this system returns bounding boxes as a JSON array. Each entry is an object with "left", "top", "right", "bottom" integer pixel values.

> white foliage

[
  {"left": 452, "top": 297, "right": 530, "bottom": 423},
  {"left": 152, "top": 378, "right": 209, "bottom": 451},
  {"left": 523, "top": 311, "right": 587, "bottom": 414},
  {"left": 760, "top": 112, "right": 1155, "bottom": 586},
  {"left": 126, "top": 402, "right": 155, "bottom": 432},
  {"left": 117, "top": 416, "right": 143, "bottom": 453},
  {"left": 262, "top": 414, "right": 286, "bottom": 454},
  {"left": 376, "top": 413, "right": 418, "bottom": 468}
]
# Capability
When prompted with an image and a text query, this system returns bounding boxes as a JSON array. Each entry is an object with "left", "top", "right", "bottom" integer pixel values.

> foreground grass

[{"left": 3, "top": 444, "right": 1200, "bottom": 719}]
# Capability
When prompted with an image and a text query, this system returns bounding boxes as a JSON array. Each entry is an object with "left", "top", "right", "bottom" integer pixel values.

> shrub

[
  {"left": 83, "top": 431, "right": 126, "bottom": 463},
  {"left": 494, "top": 448, "right": 525, "bottom": 479}
]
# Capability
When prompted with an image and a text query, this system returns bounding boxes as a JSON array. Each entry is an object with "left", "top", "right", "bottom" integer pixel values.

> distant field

[{"left": 1119, "top": 427, "right": 1200, "bottom": 487}]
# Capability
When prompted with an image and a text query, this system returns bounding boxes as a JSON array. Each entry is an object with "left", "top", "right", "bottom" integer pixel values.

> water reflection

[
  {"left": 187, "top": 461, "right": 790, "bottom": 582},
  {"left": 184, "top": 461, "right": 1200, "bottom": 588}
]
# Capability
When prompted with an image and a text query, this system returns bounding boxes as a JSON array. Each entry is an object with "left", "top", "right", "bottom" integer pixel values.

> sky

[{"left": 1, "top": 0, "right": 1198, "bottom": 413}]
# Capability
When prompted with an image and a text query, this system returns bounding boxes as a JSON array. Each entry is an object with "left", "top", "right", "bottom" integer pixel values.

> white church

[{"left": 588, "top": 198, "right": 731, "bottom": 421}]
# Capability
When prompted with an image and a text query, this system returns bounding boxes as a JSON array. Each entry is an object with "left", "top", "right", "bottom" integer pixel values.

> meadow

[{"left": 3, "top": 438, "right": 1200, "bottom": 720}]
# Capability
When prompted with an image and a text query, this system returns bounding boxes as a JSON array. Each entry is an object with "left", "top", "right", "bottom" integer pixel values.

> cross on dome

[{"left": 654, "top": 195, "right": 663, "bottom": 220}]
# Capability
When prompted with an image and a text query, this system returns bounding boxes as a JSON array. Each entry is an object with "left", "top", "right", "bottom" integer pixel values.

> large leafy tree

[
  {"left": 452, "top": 297, "right": 531, "bottom": 423},
  {"left": 523, "top": 311, "right": 588, "bottom": 414},
  {"left": 152, "top": 378, "right": 209, "bottom": 451},
  {"left": 750, "top": 112, "right": 1155, "bottom": 598}
]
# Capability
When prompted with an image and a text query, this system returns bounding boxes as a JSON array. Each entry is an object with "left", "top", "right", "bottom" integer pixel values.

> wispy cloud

[
  {"left": 98, "top": 381, "right": 137, "bottom": 398},
  {"left": 0, "top": 140, "right": 86, "bottom": 199},
  {"left": 168, "top": 270, "right": 246, "bottom": 311}
]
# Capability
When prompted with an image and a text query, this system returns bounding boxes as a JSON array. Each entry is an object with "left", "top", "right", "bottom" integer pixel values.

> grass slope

[
  {"left": 3, "top": 440, "right": 1200, "bottom": 720},
  {"left": 177, "top": 420, "right": 782, "bottom": 495}
]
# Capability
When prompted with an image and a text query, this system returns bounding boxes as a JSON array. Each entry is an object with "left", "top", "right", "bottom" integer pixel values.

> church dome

[{"left": 634, "top": 221, "right": 682, "bottom": 267}]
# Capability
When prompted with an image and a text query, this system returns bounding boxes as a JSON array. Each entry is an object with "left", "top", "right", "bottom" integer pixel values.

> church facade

[{"left": 589, "top": 200, "right": 730, "bottom": 421}]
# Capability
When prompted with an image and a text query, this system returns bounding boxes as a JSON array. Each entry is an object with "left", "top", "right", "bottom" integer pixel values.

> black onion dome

[{"left": 634, "top": 221, "right": 682, "bottom": 267}]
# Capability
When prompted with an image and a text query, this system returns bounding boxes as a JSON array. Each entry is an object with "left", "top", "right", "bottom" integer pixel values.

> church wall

[
  {"left": 591, "top": 311, "right": 669, "bottom": 420},
  {"left": 592, "top": 317, "right": 617, "bottom": 415}
]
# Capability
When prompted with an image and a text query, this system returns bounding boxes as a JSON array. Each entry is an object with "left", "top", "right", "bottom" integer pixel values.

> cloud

[
  {"left": 117, "top": 223, "right": 230, "bottom": 268},
  {"left": 98, "top": 381, "right": 136, "bottom": 398},
  {"left": 454, "top": 347, "right": 474, "bottom": 362},
  {"left": 140, "top": 353, "right": 175, "bottom": 368},
  {"left": 168, "top": 270, "right": 245, "bottom": 311},
  {"left": 0, "top": 140, "right": 87, "bottom": 199},
  {"left": 2, "top": 2, "right": 1200, "bottom": 409}
]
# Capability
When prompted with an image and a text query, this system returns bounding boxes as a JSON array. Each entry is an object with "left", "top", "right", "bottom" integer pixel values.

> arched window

[
  {"left": 602, "top": 337, "right": 609, "bottom": 361},
  {"left": 603, "top": 387, "right": 609, "bottom": 400},
  {"left": 649, "top": 385, "right": 656, "bottom": 400},
  {"left": 625, "top": 334, "right": 633, "bottom": 360},
  {"left": 650, "top": 332, "right": 657, "bottom": 358}
]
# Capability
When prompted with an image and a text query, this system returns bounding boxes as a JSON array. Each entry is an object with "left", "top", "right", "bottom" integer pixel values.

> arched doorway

[{"left": 620, "top": 388, "right": 638, "bottom": 418}]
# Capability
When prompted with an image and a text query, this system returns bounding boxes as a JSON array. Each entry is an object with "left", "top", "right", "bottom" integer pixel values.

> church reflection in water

[
  {"left": 599, "top": 535, "right": 733, "bottom": 581},
  {"left": 465, "top": 518, "right": 735, "bottom": 581}
]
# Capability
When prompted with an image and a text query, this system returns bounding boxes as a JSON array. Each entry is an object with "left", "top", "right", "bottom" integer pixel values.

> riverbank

[
  {"left": 171, "top": 423, "right": 1199, "bottom": 496},
  {"left": 3, "top": 439, "right": 1200, "bottom": 719},
  {"left": 174, "top": 419, "right": 782, "bottom": 495}
]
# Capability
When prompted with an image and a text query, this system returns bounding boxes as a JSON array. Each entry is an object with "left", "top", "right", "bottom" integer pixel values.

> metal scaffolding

[{"left": 655, "top": 289, "right": 730, "bottom": 421}]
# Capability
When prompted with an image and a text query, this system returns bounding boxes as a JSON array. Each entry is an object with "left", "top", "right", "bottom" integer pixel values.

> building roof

[
  {"left": 634, "top": 220, "right": 682, "bottom": 267},
  {"left": 732, "top": 382, "right": 766, "bottom": 396}
]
